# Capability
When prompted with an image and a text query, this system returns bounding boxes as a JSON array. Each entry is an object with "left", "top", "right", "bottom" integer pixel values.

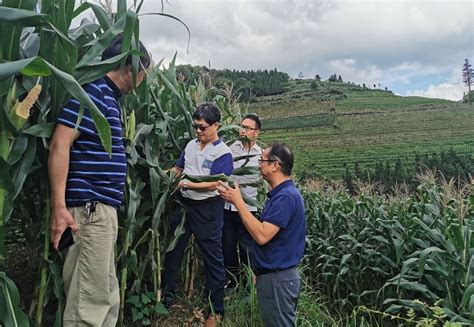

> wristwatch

[{"left": 182, "top": 179, "right": 189, "bottom": 190}]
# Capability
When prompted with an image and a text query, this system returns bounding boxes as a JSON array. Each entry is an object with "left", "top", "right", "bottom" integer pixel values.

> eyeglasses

[
  {"left": 240, "top": 125, "right": 258, "bottom": 132},
  {"left": 258, "top": 158, "right": 277, "bottom": 164},
  {"left": 192, "top": 123, "right": 214, "bottom": 132}
]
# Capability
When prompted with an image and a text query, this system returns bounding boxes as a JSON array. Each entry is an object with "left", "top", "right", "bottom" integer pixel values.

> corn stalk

[{"left": 1, "top": 1, "right": 252, "bottom": 326}]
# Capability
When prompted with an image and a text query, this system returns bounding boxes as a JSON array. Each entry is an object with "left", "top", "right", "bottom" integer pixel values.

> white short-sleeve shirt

[
  {"left": 177, "top": 139, "right": 233, "bottom": 200},
  {"left": 225, "top": 140, "right": 262, "bottom": 212}
]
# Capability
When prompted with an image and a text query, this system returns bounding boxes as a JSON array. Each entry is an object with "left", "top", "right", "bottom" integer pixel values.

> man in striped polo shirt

[
  {"left": 48, "top": 35, "right": 150, "bottom": 326},
  {"left": 162, "top": 103, "right": 233, "bottom": 327}
]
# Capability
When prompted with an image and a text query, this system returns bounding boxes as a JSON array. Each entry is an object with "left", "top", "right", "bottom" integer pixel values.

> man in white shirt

[
  {"left": 223, "top": 114, "right": 262, "bottom": 289},
  {"left": 161, "top": 103, "right": 233, "bottom": 327}
]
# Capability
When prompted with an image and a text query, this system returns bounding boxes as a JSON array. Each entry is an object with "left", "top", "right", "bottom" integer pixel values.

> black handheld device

[{"left": 58, "top": 227, "right": 75, "bottom": 251}]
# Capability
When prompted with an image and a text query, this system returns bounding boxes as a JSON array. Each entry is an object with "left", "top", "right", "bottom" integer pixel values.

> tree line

[
  {"left": 341, "top": 149, "right": 474, "bottom": 194},
  {"left": 176, "top": 65, "right": 290, "bottom": 101}
]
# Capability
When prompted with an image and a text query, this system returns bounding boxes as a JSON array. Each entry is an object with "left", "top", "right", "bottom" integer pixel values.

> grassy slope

[{"left": 249, "top": 80, "right": 474, "bottom": 178}]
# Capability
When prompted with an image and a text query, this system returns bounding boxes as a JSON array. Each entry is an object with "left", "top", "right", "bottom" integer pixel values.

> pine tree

[
  {"left": 462, "top": 58, "right": 472, "bottom": 92},
  {"left": 393, "top": 158, "right": 404, "bottom": 183},
  {"left": 384, "top": 161, "right": 392, "bottom": 186},
  {"left": 342, "top": 165, "right": 356, "bottom": 195},
  {"left": 354, "top": 162, "right": 362, "bottom": 179},
  {"left": 374, "top": 161, "right": 384, "bottom": 181}
]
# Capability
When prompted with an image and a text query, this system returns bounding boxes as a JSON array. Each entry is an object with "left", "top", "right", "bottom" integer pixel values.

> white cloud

[
  {"left": 406, "top": 83, "right": 465, "bottom": 101},
  {"left": 405, "top": 68, "right": 468, "bottom": 101},
  {"left": 86, "top": 0, "right": 474, "bottom": 100}
]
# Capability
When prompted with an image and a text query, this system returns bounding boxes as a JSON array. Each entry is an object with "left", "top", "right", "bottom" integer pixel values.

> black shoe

[{"left": 162, "top": 294, "right": 174, "bottom": 309}]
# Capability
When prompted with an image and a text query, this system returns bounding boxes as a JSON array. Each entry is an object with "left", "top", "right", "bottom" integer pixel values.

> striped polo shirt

[
  {"left": 176, "top": 139, "right": 233, "bottom": 200},
  {"left": 56, "top": 76, "right": 126, "bottom": 208}
]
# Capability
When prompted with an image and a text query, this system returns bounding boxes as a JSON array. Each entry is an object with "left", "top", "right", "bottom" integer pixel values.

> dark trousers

[
  {"left": 222, "top": 209, "right": 254, "bottom": 287},
  {"left": 162, "top": 198, "right": 226, "bottom": 315},
  {"left": 256, "top": 267, "right": 300, "bottom": 327}
]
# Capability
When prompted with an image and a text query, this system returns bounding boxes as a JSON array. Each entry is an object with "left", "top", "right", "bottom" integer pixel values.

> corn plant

[
  {"left": 116, "top": 50, "right": 263, "bottom": 323},
  {"left": 302, "top": 177, "right": 473, "bottom": 324},
  {"left": 0, "top": 0, "right": 191, "bottom": 325}
]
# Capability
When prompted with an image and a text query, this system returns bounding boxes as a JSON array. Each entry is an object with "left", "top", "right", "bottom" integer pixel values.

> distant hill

[
  {"left": 248, "top": 79, "right": 473, "bottom": 179},
  {"left": 175, "top": 65, "right": 472, "bottom": 180},
  {"left": 251, "top": 79, "right": 454, "bottom": 120}
]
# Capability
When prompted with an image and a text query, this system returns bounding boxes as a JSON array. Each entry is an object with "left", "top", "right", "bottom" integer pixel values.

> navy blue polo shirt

[
  {"left": 56, "top": 77, "right": 126, "bottom": 208},
  {"left": 252, "top": 180, "right": 306, "bottom": 270}
]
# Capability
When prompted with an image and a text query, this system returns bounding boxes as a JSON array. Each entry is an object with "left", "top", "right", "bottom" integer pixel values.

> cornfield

[
  {"left": 302, "top": 176, "right": 473, "bottom": 324},
  {"left": 0, "top": 0, "right": 242, "bottom": 325},
  {"left": 1, "top": 1, "right": 473, "bottom": 326}
]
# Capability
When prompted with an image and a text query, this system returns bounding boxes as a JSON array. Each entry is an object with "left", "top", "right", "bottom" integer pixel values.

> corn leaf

[
  {"left": 0, "top": 6, "right": 47, "bottom": 26},
  {"left": 73, "top": 2, "right": 112, "bottom": 31},
  {"left": 460, "top": 283, "right": 474, "bottom": 310},
  {"left": 3, "top": 134, "right": 36, "bottom": 222},
  {"left": 0, "top": 272, "right": 29, "bottom": 327},
  {"left": 182, "top": 173, "right": 230, "bottom": 184},
  {"left": 233, "top": 166, "right": 260, "bottom": 175},
  {"left": 75, "top": 52, "right": 130, "bottom": 85},
  {"left": 418, "top": 246, "right": 445, "bottom": 276},
  {"left": 22, "top": 122, "right": 55, "bottom": 137},
  {"left": 0, "top": 57, "right": 112, "bottom": 153},
  {"left": 77, "top": 15, "right": 127, "bottom": 67},
  {"left": 0, "top": 158, "right": 13, "bottom": 192},
  {"left": 166, "top": 210, "right": 186, "bottom": 253}
]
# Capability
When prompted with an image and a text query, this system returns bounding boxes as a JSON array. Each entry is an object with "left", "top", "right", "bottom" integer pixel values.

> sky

[{"left": 98, "top": 0, "right": 473, "bottom": 101}]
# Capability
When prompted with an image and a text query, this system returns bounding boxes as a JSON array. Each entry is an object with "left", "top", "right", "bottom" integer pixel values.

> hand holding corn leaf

[{"left": 180, "top": 174, "right": 263, "bottom": 210}]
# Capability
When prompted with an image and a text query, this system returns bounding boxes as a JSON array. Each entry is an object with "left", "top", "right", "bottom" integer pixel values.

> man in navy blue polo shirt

[
  {"left": 217, "top": 142, "right": 306, "bottom": 327},
  {"left": 161, "top": 102, "right": 233, "bottom": 327},
  {"left": 48, "top": 35, "right": 150, "bottom": 326}
]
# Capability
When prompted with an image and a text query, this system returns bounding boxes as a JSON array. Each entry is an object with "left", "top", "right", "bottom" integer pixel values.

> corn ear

[{"left": 16, "top": 84, "right": 42, "bottom": 120}]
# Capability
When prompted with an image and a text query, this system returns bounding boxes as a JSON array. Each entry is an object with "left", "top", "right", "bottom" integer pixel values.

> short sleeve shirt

[
  {"left": 251, "top": 180, "right": 306, "bottom": 270},
  {"left": 176, "top": 139, "right": 233, "bottom": 200},
  {"left": 56, "top": 77, "right": 126, "bottom": 208},
  {"left": 224, "top": 140, "right": 262, "bottom": 212}
]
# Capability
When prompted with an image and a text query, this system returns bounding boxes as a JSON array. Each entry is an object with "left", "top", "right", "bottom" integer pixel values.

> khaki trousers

[{"left": 63, "top": 203, "right": 119, "bottom": 327}]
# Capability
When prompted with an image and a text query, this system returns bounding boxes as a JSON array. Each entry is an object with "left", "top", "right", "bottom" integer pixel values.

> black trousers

[
  {"left": 162, "top": 197, "right": 226, "bottom": 315},
  {"left": 222, "top": 209, "right": 254, "bottom": 287}
]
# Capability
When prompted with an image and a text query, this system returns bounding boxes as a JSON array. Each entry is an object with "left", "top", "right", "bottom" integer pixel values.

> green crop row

[
  {"left": 301, "top": 180, "right": 474, "bottom": 324},
  {"left": 261, "top": 113, "right": 336, "bottom": 131}
]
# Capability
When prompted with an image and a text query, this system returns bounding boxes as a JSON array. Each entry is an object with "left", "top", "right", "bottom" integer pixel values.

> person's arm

[
  {"left": 48, "top": 124, "right": 79, "bottom": 250},
  {"left": 170, "top": 166, "right": 183, "bottom": 178},
  {"left": 217, "top": 181, "right": 279, "bottom": 245}
]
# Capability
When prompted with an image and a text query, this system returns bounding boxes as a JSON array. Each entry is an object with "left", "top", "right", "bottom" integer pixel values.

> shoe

[
  {"left": 162, "top": 294, "right": 174, "bottom": 309},
  {"left": 203, "top": 314, "right": 222, "bottom": 327}
]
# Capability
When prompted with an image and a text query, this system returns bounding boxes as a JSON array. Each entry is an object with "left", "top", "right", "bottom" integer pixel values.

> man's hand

[
  {"left": 50, "top": 207, "right": 78, "bottom": 251},
  {"left": 217, "top": 181, "right": 244, "bottom": 206}
]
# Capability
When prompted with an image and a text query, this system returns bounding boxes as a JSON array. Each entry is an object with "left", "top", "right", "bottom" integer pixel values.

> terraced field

[{"left": 251, "top": 80, "right": 474, "bottom": 178}]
